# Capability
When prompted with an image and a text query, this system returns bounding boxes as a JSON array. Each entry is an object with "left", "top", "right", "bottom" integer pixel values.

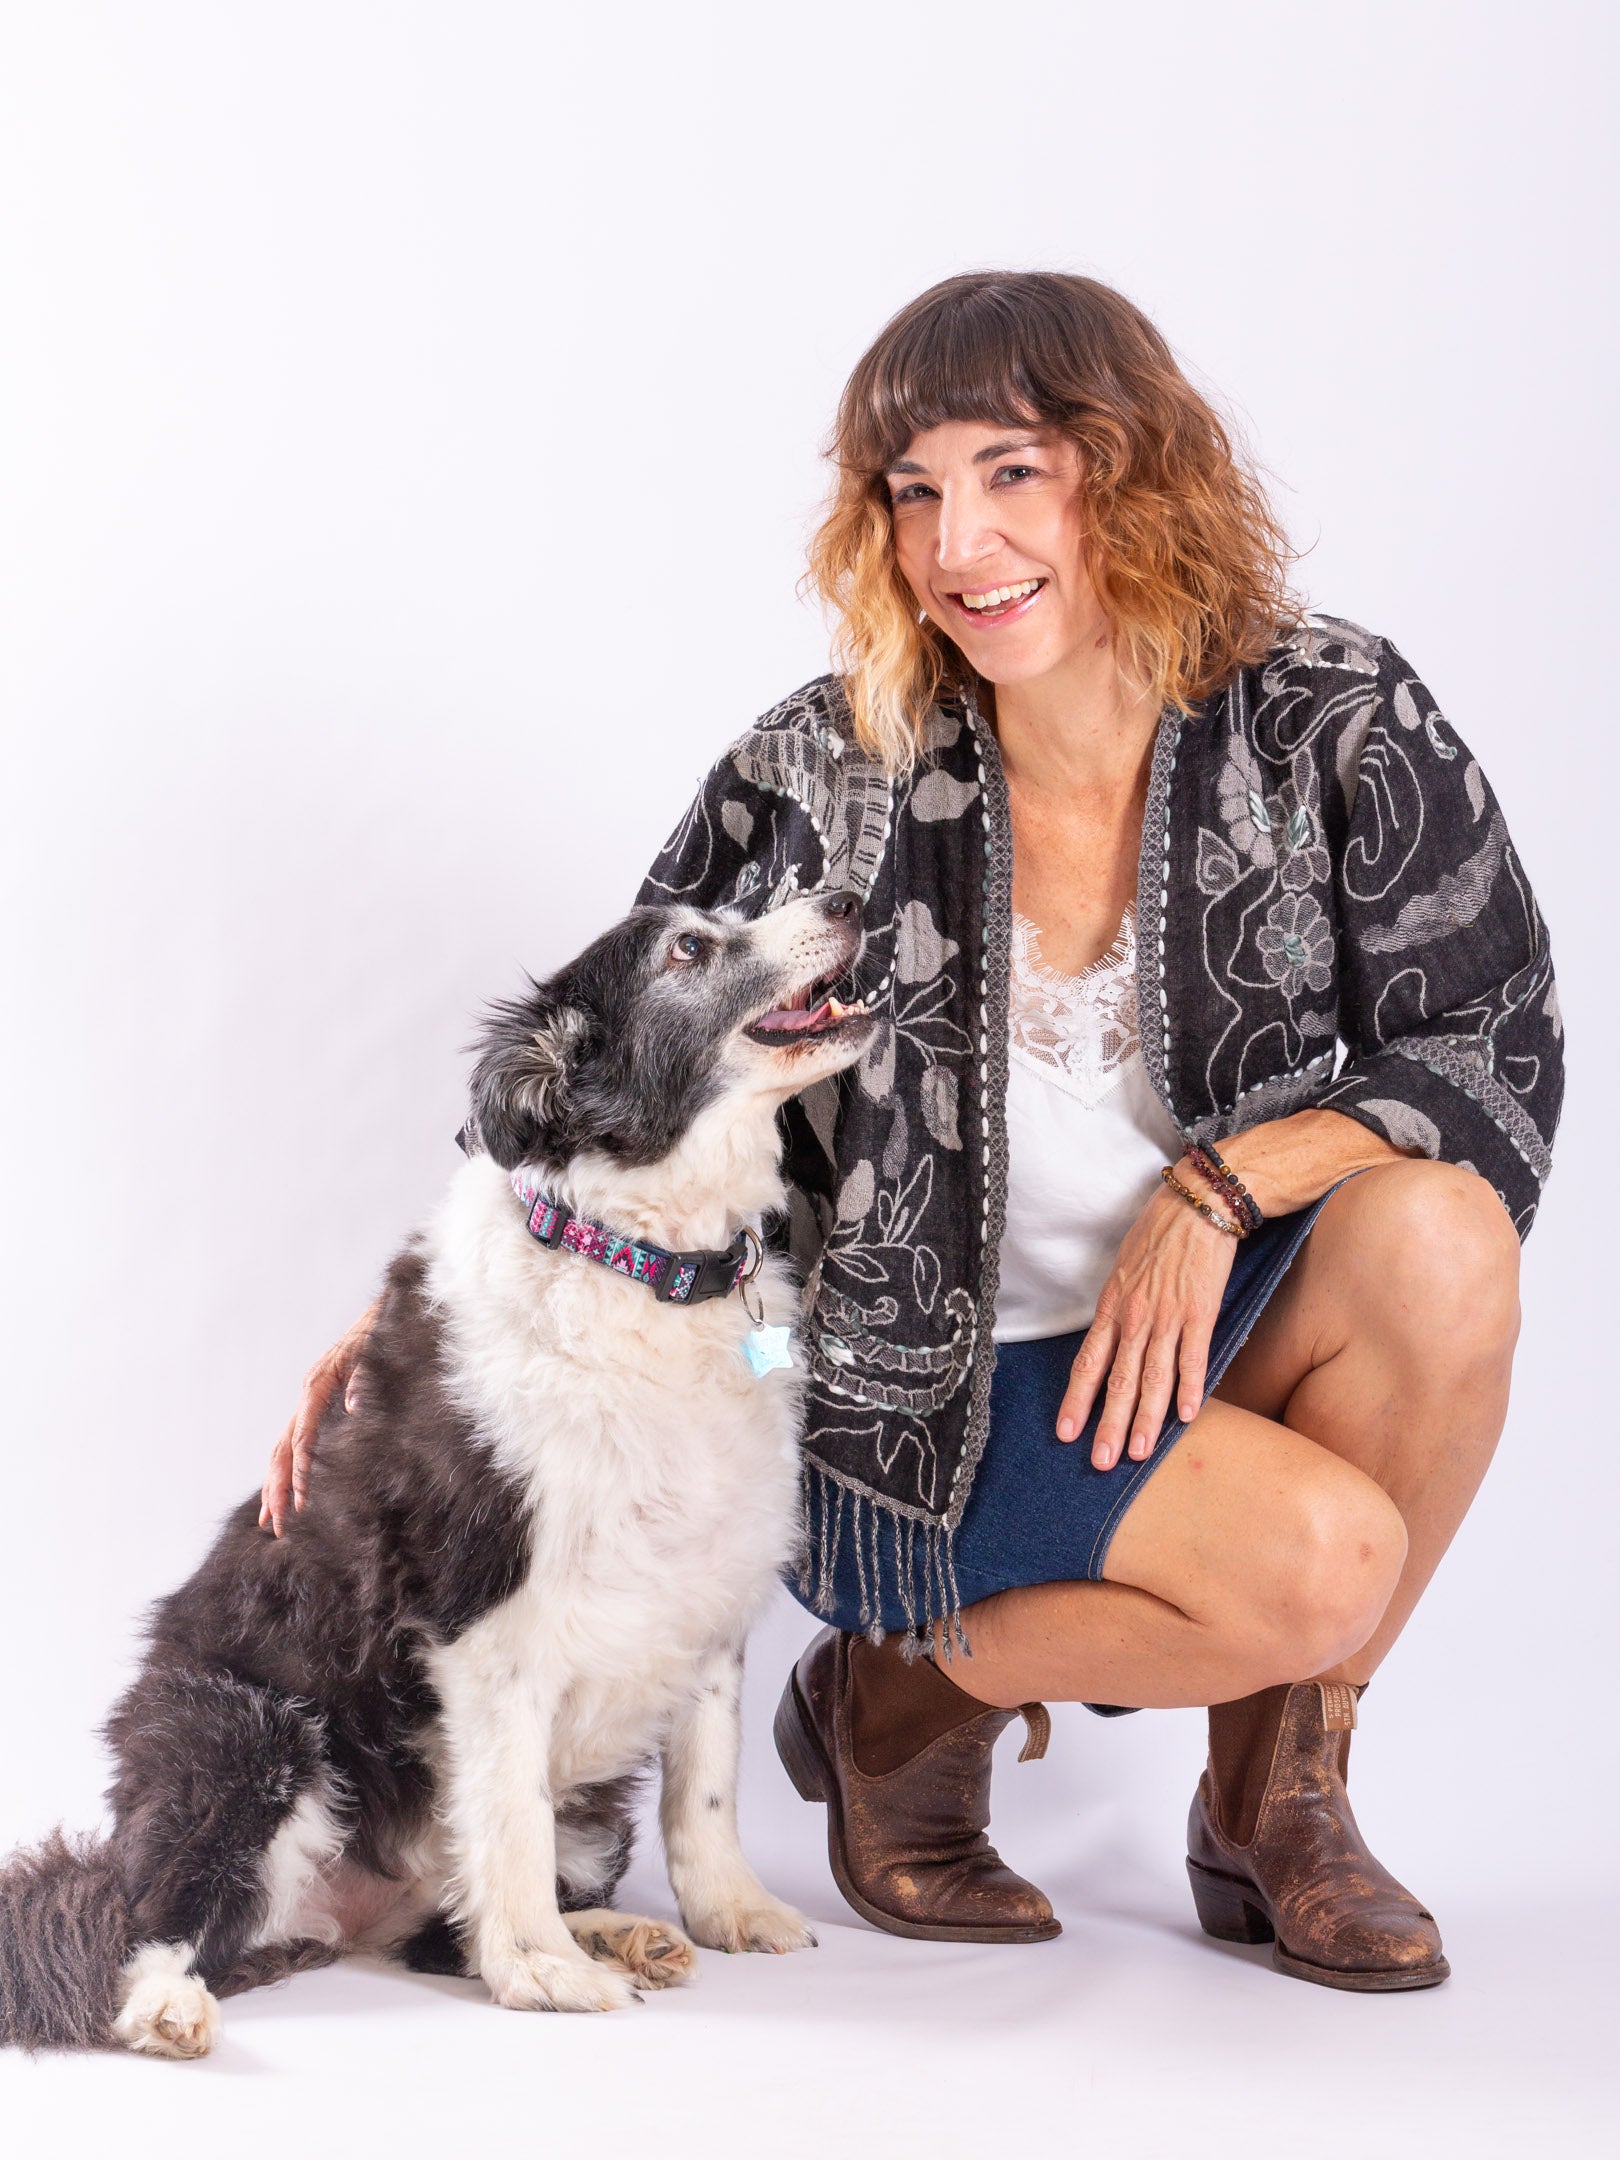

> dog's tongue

[{"left": 754, "top": 998, "right": 835, "bottom": 1034}]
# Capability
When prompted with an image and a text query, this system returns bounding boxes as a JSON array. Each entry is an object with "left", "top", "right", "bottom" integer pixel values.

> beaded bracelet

[
  {"left": 1186, "top": 1138, "right": 1264, "bottom": 1233},
  {"left": 1160, "top": 1165, "right": 1245, "bottom": 1237}
]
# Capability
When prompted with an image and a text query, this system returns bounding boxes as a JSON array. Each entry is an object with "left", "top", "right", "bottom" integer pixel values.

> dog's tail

[{"left": 0, "top": 1829, "right": 132, "bottom": 2051}]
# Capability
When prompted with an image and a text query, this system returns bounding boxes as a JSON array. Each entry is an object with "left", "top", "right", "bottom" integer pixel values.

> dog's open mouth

[{"left": 745, "top": 971, "right": 870, "bottom": 1048}]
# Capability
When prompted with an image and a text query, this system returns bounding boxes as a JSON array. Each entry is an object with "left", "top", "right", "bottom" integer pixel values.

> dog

[{"left": 0, "top": 890, "right": 874, "bottom": 2055}]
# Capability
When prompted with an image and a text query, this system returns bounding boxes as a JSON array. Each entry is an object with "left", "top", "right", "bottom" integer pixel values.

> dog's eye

[{"left": 668, "top": 932, "right": 709, "bottom": 966}]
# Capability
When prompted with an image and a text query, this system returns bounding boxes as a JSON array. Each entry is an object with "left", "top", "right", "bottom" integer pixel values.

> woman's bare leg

[
  {"left": 947, "top": 1403, "right": 1405, "bottom": 1707},
  {"left": 1210, "top": 1157, "right": 1519, "bottom": 1683},
  {"left": 947, "top": 1160, "right": 1519, "bottom": 1709}
]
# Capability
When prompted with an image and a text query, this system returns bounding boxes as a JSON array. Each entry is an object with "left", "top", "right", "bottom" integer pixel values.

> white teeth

[{"left": 960, "top": 579, "right": 1041, "bottom": 611}]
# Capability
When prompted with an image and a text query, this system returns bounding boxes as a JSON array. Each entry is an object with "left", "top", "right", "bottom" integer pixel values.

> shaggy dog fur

[{"left": 0, "top": 891, "right": 872, "bottom": 2056}]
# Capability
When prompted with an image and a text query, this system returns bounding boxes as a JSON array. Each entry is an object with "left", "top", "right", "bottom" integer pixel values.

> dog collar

[{"left": 509, "top": 1171, "right": 761, "bottom": 1307}]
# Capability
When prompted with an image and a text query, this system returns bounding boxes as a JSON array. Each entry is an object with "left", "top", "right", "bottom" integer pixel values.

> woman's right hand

[{"left": 258, "top": 1300, "right": 380, "bottom": 1536}]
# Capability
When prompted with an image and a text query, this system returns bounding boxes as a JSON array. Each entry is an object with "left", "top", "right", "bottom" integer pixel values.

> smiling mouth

[
  {"left": 745, "top": 971, "right": 871, "bottom": 1047},
  {"left": 947, "top": 577, "right": 1046, "bottom": 623}
]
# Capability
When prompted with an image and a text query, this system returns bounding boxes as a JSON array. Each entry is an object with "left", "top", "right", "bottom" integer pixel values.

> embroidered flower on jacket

[
  {"left": 1275, "top": 755, "right": 1331, "bottom": 892},
  {"left": 1216, "top": 739, "right": 1281, "bottom": 869},
  {"left": 1257, "top": 892, "right": 1334, "bottom": 997}
]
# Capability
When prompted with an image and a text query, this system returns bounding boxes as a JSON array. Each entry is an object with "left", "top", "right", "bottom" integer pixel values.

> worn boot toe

[
  {"left": 1187, "top": 1681, "right": 1449, "bottom": 1993},
  {"left": 775, "top": 1626, "right": 1060, "bottom": 1945}
]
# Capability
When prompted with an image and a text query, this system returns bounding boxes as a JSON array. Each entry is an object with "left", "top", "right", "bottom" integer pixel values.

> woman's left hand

[{"left": 1055, "top": 1163, "right": 1241, "bottom": 1469}]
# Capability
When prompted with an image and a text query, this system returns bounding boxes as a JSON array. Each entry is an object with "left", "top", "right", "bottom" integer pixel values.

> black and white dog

[{"left": 0, "top": 891, "right": 873, "bottom": 2056}]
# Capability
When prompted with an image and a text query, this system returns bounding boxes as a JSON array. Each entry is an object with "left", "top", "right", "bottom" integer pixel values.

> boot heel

[
  {"left": 773, "top": 1674, "right": 831, "bottom": 1806},
  {"left": 1187, "top": 1859, "right": 1275, "bottom": 1944}
]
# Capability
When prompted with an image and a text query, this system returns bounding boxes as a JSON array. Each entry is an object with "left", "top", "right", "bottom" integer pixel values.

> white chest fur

[{"left": 420, "top": 1156, "right": 805, "bottom": 1791}]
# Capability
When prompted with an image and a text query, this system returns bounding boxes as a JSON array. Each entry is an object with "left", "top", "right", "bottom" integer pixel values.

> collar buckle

[{"left": 656, "top": 1230, "right": 750, "bottom": 1306}]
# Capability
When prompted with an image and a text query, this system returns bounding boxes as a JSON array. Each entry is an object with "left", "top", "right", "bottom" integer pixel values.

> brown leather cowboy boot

[
  {"left": 774, "top": 1626, "right": 1060, "bottom": 1942},
  {"left": 1186, "top": 1680, "right": 1449, "bottom": 1991}
]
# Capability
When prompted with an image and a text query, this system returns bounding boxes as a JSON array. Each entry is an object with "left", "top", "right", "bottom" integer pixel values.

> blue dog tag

[{"left": 741, "top": 1324, "right": 795, "bottom": 1378}]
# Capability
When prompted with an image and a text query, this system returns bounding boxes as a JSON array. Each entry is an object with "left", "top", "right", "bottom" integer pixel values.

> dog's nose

[{"left": 819, "top": 890, "right": 861, "bottom": 924}]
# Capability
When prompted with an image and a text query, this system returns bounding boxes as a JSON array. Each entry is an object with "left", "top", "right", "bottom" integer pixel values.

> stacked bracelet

[
  {"left": 1186, "top": 1138, "right": 1264, "bottom": 1232},
  {"left": 1160, "top": 1165, "right": 1244, "bottom": 1236}
]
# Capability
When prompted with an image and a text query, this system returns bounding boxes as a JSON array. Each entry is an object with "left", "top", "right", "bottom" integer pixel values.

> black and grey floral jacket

[{"left": 636, "top": 612, "right": 1563, "bottom": 1634}]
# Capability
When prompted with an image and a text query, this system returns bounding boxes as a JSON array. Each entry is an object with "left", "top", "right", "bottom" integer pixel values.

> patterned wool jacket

[{"left": 636, "top": 612, "right": 1563, "bottom": 1635}]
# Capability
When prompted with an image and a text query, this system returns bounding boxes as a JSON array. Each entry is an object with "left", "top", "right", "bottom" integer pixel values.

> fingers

[
  {"left": 261, "top": 1358, "right": 338, "bottom": 1535},
  {"left": 289, "top": 1390, "right": 326, "bottom": 1515},
  {"left": 1089, "top": 1315, "right": 1152, "bottom": 1471},
  {"left": 296, "top": 1348, "right": 352, "bottom": 1503},
  {"left": 260, "top": 1304, "right": 380, "bottom": 1539},
  {"left": 1094, "top": 1309, "right": 1220, "bottom": 1469},
  {"left": 1123, "top": 1331, "right": 1182, "bottom": 1465},
  {"left": 260, "top": 1425, "right": 295, "bottom": 1539},
  {"left": 1058, "top": 1197, "right": 1235, "bottom": 1470},
  {"left": 1176, "top": 1319, "right": 1212, "bottom": 1426},
  {"left": 337, "top": 1299, "right": 379, "bottom": 1416},
  {"left": 1060, "top": 1298, "right": 1219, "bottom": 1471},
  {"left": 1056, "top": 1313, "right": 1119, "bottom": 1442}
]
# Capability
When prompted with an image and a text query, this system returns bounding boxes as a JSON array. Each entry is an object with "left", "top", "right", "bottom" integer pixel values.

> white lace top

[{"left": 993, "top": 901, "right": 1187, "bottom": 1343}]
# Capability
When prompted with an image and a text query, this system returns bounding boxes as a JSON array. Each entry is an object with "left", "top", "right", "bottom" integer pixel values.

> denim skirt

[{"left": 790, "top": 1170, "right": 1364, "bottom": 1637}]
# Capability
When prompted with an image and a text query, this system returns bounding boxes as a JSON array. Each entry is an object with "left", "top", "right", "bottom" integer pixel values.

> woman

[{"left": 262, "top": 273, "right": 1561, "bottom": 1992}]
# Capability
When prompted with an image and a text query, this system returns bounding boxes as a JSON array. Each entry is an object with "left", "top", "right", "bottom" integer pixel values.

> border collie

[{"left": 0, "top": 891, "right": 873, "bottom": 2056}]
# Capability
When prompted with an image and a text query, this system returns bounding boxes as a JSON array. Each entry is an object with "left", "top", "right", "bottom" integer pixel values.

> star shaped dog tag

[{"left": 741, "top": 1324, "right": 795, "bottom": 1378}]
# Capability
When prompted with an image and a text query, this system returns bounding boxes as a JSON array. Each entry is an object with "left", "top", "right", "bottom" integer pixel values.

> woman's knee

[
  {"left": 1234, "top": 1467, "right": 1408, "bottom": 1686},
  {"left": 1333, "top": 1159, "right": 1522, "bottom": 1361}
]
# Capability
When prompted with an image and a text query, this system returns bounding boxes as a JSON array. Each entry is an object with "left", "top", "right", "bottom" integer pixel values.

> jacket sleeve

[
  {"left": 635, "top": 728, "right": 841, "bottom": 1254},
  {"left": 1314, "top": 635, "right": 1563, "bottom": 1237},
  {"left": 633, "top": 739, "right": 773, "bottom": 914}
]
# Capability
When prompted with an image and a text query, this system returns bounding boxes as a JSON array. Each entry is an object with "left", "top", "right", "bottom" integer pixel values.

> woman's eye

[
  {"left": 889, "top": 482, "right": 936, "bottom": 505},
  {"left": 993, "top": 464, "right": 1040, "bottom": 484}
]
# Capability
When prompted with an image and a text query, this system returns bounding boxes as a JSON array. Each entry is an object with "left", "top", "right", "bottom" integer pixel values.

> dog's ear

[{"left": 468, "top": 995, "right": 590, "bottom": 1170}]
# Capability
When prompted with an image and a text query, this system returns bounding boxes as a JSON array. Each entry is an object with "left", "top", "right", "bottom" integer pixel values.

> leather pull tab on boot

[
  {"left": 1317, "top": 1681, "right": 1359, "bottom": 1733},
  {"left": 1017, "top": 1703, "right": 1051, "bottom": 1762}
]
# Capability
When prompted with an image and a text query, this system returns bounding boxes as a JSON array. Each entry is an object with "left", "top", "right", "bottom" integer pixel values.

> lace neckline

[{"left": 1008, "top": 903, "right": 1142, "bottom": 1108}]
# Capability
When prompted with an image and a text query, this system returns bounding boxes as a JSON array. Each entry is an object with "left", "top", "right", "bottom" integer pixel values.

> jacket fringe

[{"left": 798, "top": 1462, "right": 970, "bottom": 1663}]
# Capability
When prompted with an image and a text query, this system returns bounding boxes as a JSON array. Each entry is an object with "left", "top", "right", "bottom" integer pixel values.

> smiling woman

[
  {"left": 264, "top": 271, "right": 1562, "bottom": 2001},
  {"left": 806, "top": 275, "right": 1293, "bottom": 772}
]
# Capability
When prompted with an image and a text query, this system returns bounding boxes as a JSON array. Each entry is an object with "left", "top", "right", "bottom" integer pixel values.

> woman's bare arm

[{"left": 258, "top": 1300, "right": 381, "bottom": 1535}]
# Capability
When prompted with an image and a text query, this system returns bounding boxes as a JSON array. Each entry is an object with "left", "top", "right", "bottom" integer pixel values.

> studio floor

[{"left": 3, "top": 1764, "right": 1611, "bottom": 2160}]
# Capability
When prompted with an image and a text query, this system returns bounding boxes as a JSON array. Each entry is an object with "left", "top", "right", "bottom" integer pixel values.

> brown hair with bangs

[{"left": 804, "top": 271, "right": 1300, "bottom": 770}]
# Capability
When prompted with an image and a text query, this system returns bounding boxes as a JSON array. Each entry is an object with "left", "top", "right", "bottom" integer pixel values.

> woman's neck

[
  {"left": 988, "top": 639, "right": 1162, "bottom": 804},
  {"left": 984, "top": 638, "right": 1165, "bottom": 978}
]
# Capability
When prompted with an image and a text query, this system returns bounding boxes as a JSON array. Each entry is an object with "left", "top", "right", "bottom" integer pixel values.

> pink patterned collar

[{"left": 508, "top": 1172, "right": 759, "bottom": 1307}]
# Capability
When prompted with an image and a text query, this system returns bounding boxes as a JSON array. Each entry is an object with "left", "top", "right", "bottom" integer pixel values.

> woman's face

[{"left": 885, "top": 419, "right": 1106, "bottom": 690}]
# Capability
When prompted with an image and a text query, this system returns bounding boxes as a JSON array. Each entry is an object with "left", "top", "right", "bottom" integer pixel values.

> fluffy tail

[{"left": 0, "top": 1830, "right": 132, "bottom": 2051}]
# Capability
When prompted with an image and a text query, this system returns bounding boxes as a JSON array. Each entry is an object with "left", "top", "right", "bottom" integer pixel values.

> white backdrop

[{"left": 1, "top": 5, "right": 1615, "bottom": 2154}]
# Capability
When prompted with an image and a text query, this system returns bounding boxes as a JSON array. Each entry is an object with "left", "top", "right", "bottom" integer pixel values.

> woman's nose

[{"left": 933, "top": 490, "right": 999, "bottom": 575}]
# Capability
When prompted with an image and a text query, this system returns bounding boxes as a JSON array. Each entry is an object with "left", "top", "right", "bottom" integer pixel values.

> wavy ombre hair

[{"left": 805, "top": 272, "right": 1300, "bottom": 771}]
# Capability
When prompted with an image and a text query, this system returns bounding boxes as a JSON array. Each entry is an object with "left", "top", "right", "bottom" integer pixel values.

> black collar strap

[{"left": 509, "top": 1172, "right": 760, "bottom": 1306}]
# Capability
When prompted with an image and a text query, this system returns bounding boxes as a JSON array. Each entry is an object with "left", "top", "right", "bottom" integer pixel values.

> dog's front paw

[
  {"left": 566, "top": 1909, "right": 698, "bottom": 1990},
  {"left": 113, "top": 1945, "right": 222, "bottom": 2060},
  {"left": 681, "top": 1894, "right": 818, "bottom": 1956},
  {"left": 482, "top": 1945, "right": 641, "bottom": 2013}
]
